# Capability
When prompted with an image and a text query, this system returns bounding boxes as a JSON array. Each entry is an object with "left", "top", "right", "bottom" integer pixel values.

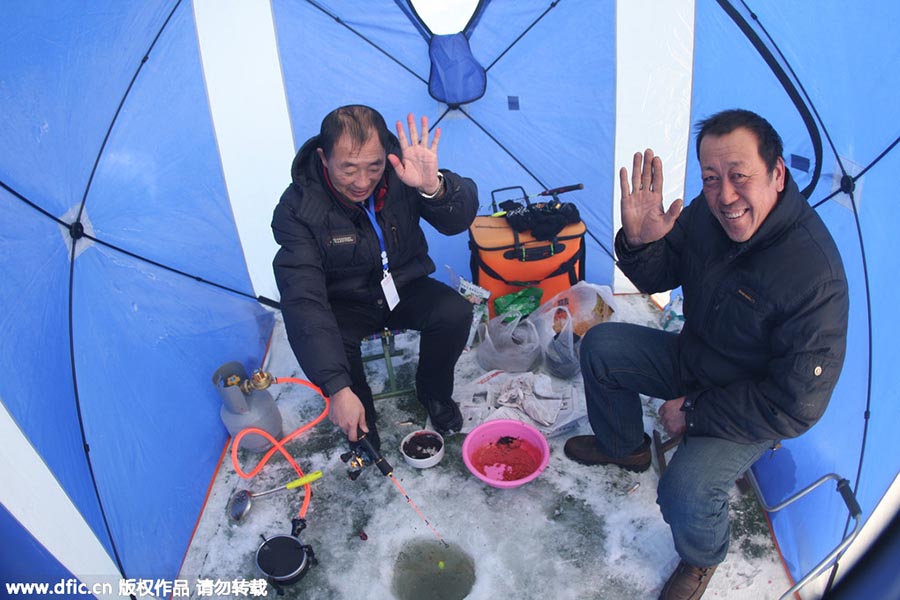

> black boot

[{"left": 423, "top": 397, "right": 463, "bottom": 435}]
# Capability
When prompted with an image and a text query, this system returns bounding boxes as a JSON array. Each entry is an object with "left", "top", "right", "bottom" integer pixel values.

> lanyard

[{"left": 363, "top": 196, "right": 390, "bottom": 274}]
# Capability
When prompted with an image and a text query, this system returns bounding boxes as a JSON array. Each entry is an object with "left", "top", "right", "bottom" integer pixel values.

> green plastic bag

[{"left": 493, "top": 287, "right": 543, "bottom": 320}]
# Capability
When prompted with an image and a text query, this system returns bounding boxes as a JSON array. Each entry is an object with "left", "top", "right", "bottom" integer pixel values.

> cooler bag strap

[{"left": 472, "top": 247, "right": 583, "bottom": 288}]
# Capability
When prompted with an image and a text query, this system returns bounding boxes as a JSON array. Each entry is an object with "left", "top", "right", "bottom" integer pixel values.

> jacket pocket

[
  {"left": 707, "top": 284, "right": 771, "bottom": 356},
  {"left": 324, "top": 228, "right": 364, "bottom": 272},
  {"left": 791, "top": 351, "right": 841, "bottom": 392},
  {"left": 787, "top": 351, "right": 842, "bottom": 420}
]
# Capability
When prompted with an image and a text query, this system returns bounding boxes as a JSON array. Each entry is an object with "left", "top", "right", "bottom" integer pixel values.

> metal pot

[
  {"left": 255, "top": 519, "right": 317, "bottom": 591},
  {"left": 256, "top": 534, "right": 311, "bottom": 584}
]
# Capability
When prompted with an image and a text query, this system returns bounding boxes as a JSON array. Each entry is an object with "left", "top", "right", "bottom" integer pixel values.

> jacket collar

[{"left": 739, "top": 169, "right": 804, "bottom": 252}]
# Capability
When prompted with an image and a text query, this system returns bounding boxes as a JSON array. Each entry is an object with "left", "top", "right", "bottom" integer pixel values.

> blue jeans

[{"left": 579, "top": 322, "right": 773, "bottom": 566}]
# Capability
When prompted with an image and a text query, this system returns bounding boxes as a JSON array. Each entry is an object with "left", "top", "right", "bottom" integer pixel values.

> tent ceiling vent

[{"left": 427, "top": 33, "right": 486, "bottom": 108}]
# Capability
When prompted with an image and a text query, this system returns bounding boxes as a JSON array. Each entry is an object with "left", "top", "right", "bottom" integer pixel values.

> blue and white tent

[{"left": 1, "top": 1, "right": 898, "bottom": 597}]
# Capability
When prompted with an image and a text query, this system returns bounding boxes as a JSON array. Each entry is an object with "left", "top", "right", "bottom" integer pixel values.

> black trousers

[{"left": 331, "top": 277, "right": 473, "bottom": 431}]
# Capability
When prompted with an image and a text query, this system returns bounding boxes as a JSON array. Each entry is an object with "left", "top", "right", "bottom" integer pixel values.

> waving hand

[
  {"left": 620, "top": 149, "right": 683, "bottom": 246},
  {"left": 388, "top": 113, "right": 443, "bottom": 195}
]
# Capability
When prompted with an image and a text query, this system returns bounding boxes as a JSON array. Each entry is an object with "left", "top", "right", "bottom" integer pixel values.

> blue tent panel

[
  {"left": 1, "top": 0, "right": 274, "bottom": 580},
  {"left": 73, "top": 247, "right": 273, "bottom": 577},
  {"left": 0, "top": 2, "right": 173, "bottom": 216},
  {"left": 0, "top": 188, "right": 114, "bottom": 557},
  {"left": 0, "top": 503, "right": 85, "bottom": 596},
  {"left": 272, "top": 0, "right": 433, "bottom": 144},
  {"left": 87, "top": 4, "right": 256, "bottom": 295}
]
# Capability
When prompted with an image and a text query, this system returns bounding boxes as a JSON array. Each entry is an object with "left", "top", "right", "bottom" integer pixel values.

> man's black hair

[
  {"left": 695, "top": 109, "right": 784, "bottom": 173},
  {"left": 319, "top": 105, "right": 392, "bottom": 159}
]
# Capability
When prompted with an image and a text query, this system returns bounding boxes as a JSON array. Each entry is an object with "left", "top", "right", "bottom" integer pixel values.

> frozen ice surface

[{"left": 179, "top": 294, "right": 790, "bottom": 599}]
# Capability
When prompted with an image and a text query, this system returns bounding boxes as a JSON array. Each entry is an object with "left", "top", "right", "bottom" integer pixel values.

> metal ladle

[{"left": 228, "top": 470, "right": 323, "bottom": 523}]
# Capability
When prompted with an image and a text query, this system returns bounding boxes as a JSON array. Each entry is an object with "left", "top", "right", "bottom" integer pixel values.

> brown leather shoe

[
  {"left": 563, "top": 433, "right": 651, "bottom": 472},
  {"left": 658, "top": 560, "right": 718, "bottom": 600}
]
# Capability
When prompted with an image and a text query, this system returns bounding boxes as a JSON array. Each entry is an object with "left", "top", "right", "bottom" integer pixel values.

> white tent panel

[
  {"left": 613, "top": 0, "right": 694, "bottom": 297},
  {"left": 194, "top": 0, "right": 294, "bottom": 300},
  {"left": 0, "top": 401, "right": 121, "bottom": 598}
]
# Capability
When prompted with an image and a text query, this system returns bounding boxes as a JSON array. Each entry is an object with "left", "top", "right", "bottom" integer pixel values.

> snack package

[{"left": 493, "top": 287, "right": 543, "bottom": 320}]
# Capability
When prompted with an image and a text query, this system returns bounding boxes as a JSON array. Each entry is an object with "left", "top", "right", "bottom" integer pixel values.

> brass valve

[{"left": 240, "top": 369, "right": 275, "bottom": 393}]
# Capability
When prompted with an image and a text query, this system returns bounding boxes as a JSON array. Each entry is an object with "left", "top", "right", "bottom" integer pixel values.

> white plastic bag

[
  {"left": 529, "top": 281, "right": 616, "bottom": 340},
  {"left": 529, "top": 282, "right": 616, "bottom": 378},
  {"left": 456, "top": 276, "right": 492, "bottom": 350},
  {"left": 660, "top": 292, "right": 685, "bottom": 332},
  {"left": 476, "top": 310, "right": 541, "bottom": 372},
  {"left": 540, "top": 306, "right": 581, "bottom": 379}
]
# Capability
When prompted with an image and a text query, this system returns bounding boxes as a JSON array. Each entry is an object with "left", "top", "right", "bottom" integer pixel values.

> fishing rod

[{"left": 490, "top": 182, "right": 583, "bottom": 214}]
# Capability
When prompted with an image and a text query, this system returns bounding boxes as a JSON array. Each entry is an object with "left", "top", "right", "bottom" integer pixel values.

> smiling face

[
  {"left": 699, "top": 127, "right": 785, "bottom": 243},
  {"left": 318, "top": 129, "right": 386, "bottom": 203}
]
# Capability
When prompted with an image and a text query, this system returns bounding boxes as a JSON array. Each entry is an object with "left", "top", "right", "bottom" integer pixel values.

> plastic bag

[
  {"left": 541, "top": 306, "right": 581, "bottom": 379},
  {"left": 660, "top": 292, "right": 685, "bottom": 332},
  {"left": 455, "top": 276, "right": 492, "bottom": 350},
  {"left": 476, "top": 310, "right": 541, "bottom": 372},
  {"left": 529, "top": 281, "right": 616, "bottom": 339},
  {"left": 528, "top": 282, "right": 616, "bottom": 379}
]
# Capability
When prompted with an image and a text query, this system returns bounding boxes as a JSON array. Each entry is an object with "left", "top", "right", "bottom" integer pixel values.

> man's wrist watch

[
  {"left": 680, "top": 396, "right": 695, "bottom": 412},
  {"left": 418, "top": 172, "right": 444, "bottom": 199}
]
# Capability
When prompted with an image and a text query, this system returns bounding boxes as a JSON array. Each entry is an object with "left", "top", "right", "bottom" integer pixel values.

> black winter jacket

[
  {"left": 272, "top": 135, "right": 478, "bottom": 396},
  {"left": 615, "top": 172, "right": 848, "bottom": 443}
]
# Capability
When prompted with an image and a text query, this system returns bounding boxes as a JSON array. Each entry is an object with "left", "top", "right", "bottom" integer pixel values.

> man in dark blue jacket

[
  {"left": 272, "top": 105, "right": 478, "bottom": 451},
  {"left": 564, "top": 109, "right": 849, "bottom": 600}
]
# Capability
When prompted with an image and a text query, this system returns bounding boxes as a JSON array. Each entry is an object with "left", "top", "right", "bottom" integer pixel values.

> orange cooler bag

[{"left": 468, "top": 215, "right": 586, "bottom": 317}]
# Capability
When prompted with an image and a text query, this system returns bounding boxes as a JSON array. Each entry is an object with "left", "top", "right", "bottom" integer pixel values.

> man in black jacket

[
  {"left": 272, "top": 105, "right": 478, "bottom": 451},
  {"left": 564, "top": 110, "right": 849, "bottom": 600}
]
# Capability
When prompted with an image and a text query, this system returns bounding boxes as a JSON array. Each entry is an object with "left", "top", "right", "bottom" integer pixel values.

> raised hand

[
  {"left": 619, "top": 149, "right": 683, "bottom": 246},
  {"left": 388, "top": 113, "right": 442, "bottom": 195}
]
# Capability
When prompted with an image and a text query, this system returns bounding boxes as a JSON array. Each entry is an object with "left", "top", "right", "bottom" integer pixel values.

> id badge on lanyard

[
  {"left": 365, "top": 197, "right": 399, "bottom": 311},
  {"left": 381, "top": 271, "right": 400, "bottom": 311}
]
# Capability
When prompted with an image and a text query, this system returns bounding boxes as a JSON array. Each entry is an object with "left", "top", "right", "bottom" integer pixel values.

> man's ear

[
  {"left": 773, "top": 156, "right": 786, "bottom": 192},
  {"left": 316, "top": 147, "right": 327, "bottom": 169}
]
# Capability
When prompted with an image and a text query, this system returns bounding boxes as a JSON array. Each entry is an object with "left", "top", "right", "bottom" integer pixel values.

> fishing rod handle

[{"left": 538, "top": 182, "right": 584, "bottom": 196}]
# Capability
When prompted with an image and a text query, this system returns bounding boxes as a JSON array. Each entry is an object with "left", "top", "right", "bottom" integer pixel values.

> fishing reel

[{"left": 340, "top": 428, "right": 393, "bottom": 480}]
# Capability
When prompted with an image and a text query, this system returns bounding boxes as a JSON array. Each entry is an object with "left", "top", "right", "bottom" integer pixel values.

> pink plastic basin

[{"left": 462, "top": 419, "right": 550, "bottom": 488}]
